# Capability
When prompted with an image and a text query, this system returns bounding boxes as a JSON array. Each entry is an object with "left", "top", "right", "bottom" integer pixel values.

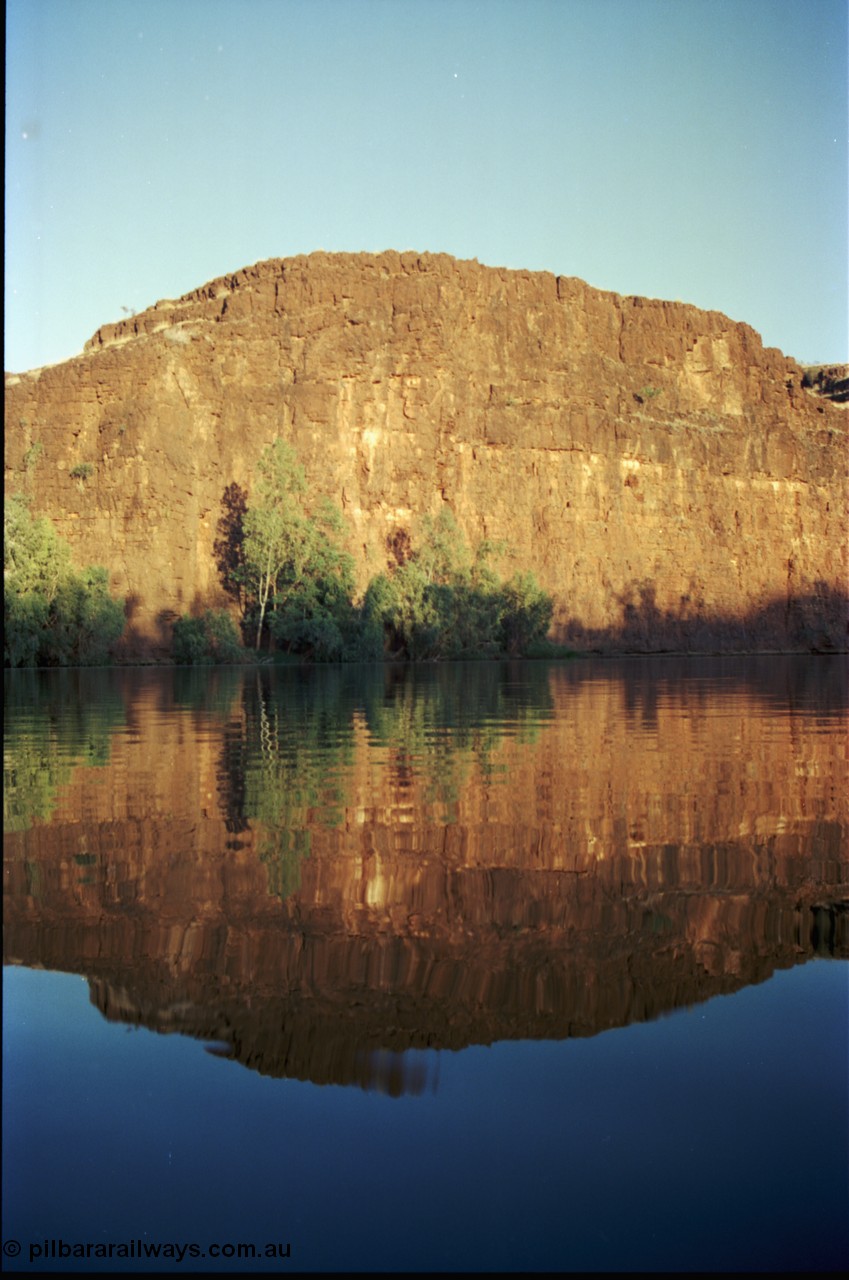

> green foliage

[
  {"left": 171, "top": 615, "right": 207, "bottom": 665},
  {"left": 202, "top": 609, "right": 244, "bottom": 661},
  {"left": 4, "top": 591, "right": 49, "bottom": 667},
  {"left": 498, "top": 570, "right": 555, "bottom": 656},
  {"left": 4, "top": 495, "right": 124, "bottom": 667},
  {"left": 4, "top": 493, "right": 72, "bottom": 599},
  {"left": 172, "top": 610, "right": 246, "bottom": 665},
  {"left": 239, "top": 438, "right": 356, "bottom": 657},
  {"left": 368, "top": 511, "right": 496, "bottom": 659},
  {"left": 41, "top": 567, "right": 125, "bottom": 666},
  {"left": 23, "top": 441, "right": 43, "bottom": 474},
  {"left": 364, "top": 510, "right": 553, "bottom": 659},
  {"left": 225, "top": 444, "right": 553, "bottom": 664},
  {"left": 69, "top": 462, "right": 94, "bottom": 483},
  {"left": 523, "top": 638, "right": 577, "bottom": 659},
  {"left": 357, "top": 573, "right": 399, "bottom": 660}
]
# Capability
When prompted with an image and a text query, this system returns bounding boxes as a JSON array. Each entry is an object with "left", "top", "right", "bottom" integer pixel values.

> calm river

[{"left": 3, "top": 657, "right": 848, "bottom": 1272}]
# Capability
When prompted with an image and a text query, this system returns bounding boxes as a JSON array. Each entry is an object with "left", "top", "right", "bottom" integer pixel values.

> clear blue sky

[{"left": 5, "top": 0, "right": 848, "bottom": 372}]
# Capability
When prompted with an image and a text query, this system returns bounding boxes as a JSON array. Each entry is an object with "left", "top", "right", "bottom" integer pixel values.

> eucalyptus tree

[{"left": 240, "top": 438, "right": 355, "bottom": 656}]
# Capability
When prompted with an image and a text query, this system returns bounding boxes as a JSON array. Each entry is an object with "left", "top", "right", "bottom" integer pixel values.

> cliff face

[{"left": 4, "top": 252, "right": 847, "bottom": 655}]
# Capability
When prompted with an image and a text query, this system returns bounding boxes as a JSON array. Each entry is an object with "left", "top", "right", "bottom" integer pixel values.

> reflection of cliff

[
  {"left": 8, "top": 889, "right": 844, "bottom": 1095},
  {"left": 4, "top": 660, "right": 848, "bottom": 1091}
]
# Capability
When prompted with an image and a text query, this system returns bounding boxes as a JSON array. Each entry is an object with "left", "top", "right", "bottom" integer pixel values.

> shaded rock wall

[
  {"left": 4, "top": 252, "right": 847, "bottom": 655},
  {"left": 803, "top": 363, "right": 849, "bottom": 405}
]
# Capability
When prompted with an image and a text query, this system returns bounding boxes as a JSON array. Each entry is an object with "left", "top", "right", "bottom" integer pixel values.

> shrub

[
  {"left": 69, "top": 462, "right": 95, "bottom": 486},
  {"left": 23, "top": 441, "right": 43, "bottom": 473},
  {"left": 270, "top": 610, "right": 345, "bottom": 662},
  {"left": 499, "top": 571, "right": 554, "bottom": 655},
  {"left": 172, "top": 615, "right": 209, "bottom": 664},
  {"left": 356, "top": 573, "right": 398, "bottom": 659},
  {"left": 362, "top": 511, "right": 554, "bottom": 660},
  {"left": 4, "top": 590, "right": 49, "bottom": 667},
  {"left": 4, "top": 495, "right": 124, "bottom": 667},
  {"left": 43, "top": 567, "right": 125, "bottom": 665},
  {"left": 172, "top": 610, "right": 245, "bottom": 664}
]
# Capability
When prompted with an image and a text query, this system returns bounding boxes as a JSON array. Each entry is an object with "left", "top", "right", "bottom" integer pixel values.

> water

[{"left": 3, "top": 657, "right": 848, "bottom": 1272}]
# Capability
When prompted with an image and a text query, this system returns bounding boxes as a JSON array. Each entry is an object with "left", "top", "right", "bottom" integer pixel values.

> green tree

[
  {"left": 4, "top": 591, "right": 49, "bottom": 667},
  {"left": 239, "top": 439, "right": 355, "bottom": 656},
  {"left": 46, "top": 566, "right": 125, "bottom": 665},
  {"left": 172, "top": 609, "right": 245, "bottom": 664},
  {"left": 240, "top": 440, "right": 304, "bottom": 649},
  {"left": 4, "top": 493, "right": 71, "bottom": 601},
  {"left": 358, "top": 572, "right": 401, "bottom": 659},
  {"left": 499, "top": 570, "right": 554, "bottom": 655},
  {"left": 362, "top": 510, "right": 553, "bottom": 660},
  {"left": 4, "top": 495, "right": 124, "bottom": 666},
  {"left": 378, "top": 510, "right": 490, "bottom": 658}
]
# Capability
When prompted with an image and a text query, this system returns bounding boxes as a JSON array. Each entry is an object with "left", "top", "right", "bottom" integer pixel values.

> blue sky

[{"left": 5, "top": 0, "right": 848, "bottom": 372}]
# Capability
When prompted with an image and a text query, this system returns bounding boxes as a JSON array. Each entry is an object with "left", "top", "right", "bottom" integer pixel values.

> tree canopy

[
  {"left": 221, "top": 443, "right": 554, "bottom": 662},
  {"left": 237, "top": 438, "right": 356, "bottom": 657},
  {"left": 4, "top": 494, "right": 125, "bottom": 666},
  {"left": 362, "top": 509, "right": 553, "bottom": 660}
]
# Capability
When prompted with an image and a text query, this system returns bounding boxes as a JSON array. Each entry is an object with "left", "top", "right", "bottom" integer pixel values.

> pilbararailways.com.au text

[{"left": 4, "top": 1238, "right": 291, "bottom": 1264}]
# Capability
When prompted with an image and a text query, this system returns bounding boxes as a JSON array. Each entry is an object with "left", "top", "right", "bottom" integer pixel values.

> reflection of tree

[
  {"left": 240, "top": 669, "right": 359, "bottom": 898},
  {"left": 3, "top": 670, "right": 126, "bottom": 831},
  {"left": 360, "top": 662, "right": 554, "bottom": 809},
  {"left": 172, "top": 665, "right": 246, "bottom": 714},
  {"left": 201, "top": 663, "right": 556, "bottom": 898},
  {"left": 6, "top": 659, "right": 847, "bottom": 1094}
]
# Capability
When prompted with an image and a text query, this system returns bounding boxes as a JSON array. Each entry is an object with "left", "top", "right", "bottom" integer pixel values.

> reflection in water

[
  {"left": 3, "top": 669, "right": 127, "bottom": 832},
  {"left": 4, "top": 658, "right": 848, "bottom": 1095}
]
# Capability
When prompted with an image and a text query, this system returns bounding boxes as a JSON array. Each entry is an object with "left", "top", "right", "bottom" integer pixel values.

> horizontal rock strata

[{"left": 5, "top": 252, "right": 847, "bottom": 654}]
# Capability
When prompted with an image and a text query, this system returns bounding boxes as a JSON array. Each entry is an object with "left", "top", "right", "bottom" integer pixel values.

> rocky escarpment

[{"left": 4, "top": 252, "right": 847, "bottom": 656}]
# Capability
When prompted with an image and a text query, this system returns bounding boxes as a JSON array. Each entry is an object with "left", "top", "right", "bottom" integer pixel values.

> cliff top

[{"left": 3, "top": 250, "right": 801, "bottom": 382}]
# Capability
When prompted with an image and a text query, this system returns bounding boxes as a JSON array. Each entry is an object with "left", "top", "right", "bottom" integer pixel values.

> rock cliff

[{"left": 4, "top": 252, "right": 847, "bottom": 655}]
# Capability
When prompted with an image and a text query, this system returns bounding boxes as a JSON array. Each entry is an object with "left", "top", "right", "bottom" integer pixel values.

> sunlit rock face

[
  {"left": 4, "top": 662, "right": 847, "bottom": 1090},
  {"left": 4, "top": 252, "right": 847, "bottom": 656}
]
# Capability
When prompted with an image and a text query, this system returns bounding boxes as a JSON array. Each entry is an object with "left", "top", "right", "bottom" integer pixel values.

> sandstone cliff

[{"left": 4, "top": 252, "right": 847, "bottom": 655}]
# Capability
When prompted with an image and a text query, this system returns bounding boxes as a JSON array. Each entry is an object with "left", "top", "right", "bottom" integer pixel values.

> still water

[{"left": 3, "top": 657, "right": 848, "bottom": 1272}]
